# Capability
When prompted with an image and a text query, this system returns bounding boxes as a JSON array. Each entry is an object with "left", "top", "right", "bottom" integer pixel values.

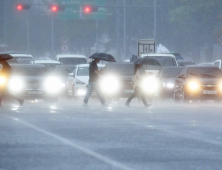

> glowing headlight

[
  {"left": 45, "top": 77, "right": 62, "bottom": 93},
  {"left": 188, "top": 81, "right": 199, "bottom": 91},
  {"left": 141, "top": 77, "right": 159, "bottom": 94},
  {"left": 219, "top": 82, "right": 222, "bottom": 91},
  {"left": 100, "top": 75, "right": 120, "bottom": 94},
  {"left": 0, "top": 76, "right": 6, "bottom": 86},
  {"left": 166, "top": 83, "right": 174, "bottom": 89},
  {"left": 8, "top": 77, "right": 24, "bottom": 93},
  {"left": 77, "top": 88, "right": 86, "bottom": 96}
]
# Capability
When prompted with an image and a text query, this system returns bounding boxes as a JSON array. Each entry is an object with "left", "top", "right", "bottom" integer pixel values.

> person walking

[
  {"left": 0, "top": 60, "right": 24, "bottom": 106},
  {"left": 125, "top": 64, "right": 149, "bottom": 107},
  {"left": 83, "top": 58, "right": 106, "bottom": 106}
]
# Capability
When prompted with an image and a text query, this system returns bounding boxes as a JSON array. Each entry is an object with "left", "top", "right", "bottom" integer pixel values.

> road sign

[
  {"left": 61, "top": 44, "right": 69, "bottom": 52},
  {"left": 138, "top": 39, "right": 156, "bottom": 57},
  {"left": 57, "top": 0, "right": 106, "bottom": 20}
]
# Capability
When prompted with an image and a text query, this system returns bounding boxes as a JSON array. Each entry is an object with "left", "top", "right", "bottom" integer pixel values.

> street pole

[
  {"left": 51, "top": 14, "right": 54, "bottom": 58},
  {"left": 27, "top": 11, "right": 30, "bottom": 54},
  {"left": 96, "top": 19, "right": 98, "bottom": 52},
  {"left": 4, "top": 0, "right": 7, "bottom": 51},
  {"left": 154, "top": 0, "right": 157, "bottom": 40},
  {"left": 123, "top": 0, "right": 126, "bottom": 59}
]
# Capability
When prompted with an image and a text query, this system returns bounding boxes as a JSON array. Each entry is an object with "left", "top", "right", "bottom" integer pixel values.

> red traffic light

[
  {"left": 17, "top": 5, "right": 23, "bottom": 10},
  {"left": 51, "top": 5, "right": 58, "bottom": 12},
  {"left": 16, "top": 4, "right": 31, "bottom": 10},
  {"left": 84, "top": 6, "right": 92, "bottom": 13}
]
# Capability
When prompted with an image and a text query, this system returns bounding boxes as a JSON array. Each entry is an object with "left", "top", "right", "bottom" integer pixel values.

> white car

[
  {"left": 214, "top": 60, "right": 222, "bottom": 70},
  {"left": 66, "top": 64, "right": 104, "bottom": 97},
  {"left": 31, "top": 59, "right": 62, "bottom": 66},
  {"left": 10, "top": 53, "right": 33, "bottom": 59},
  {"left": 139, "top": 53, "right": 178, "bottom": 75},
  {"left": 55, "top": 54, "right": 87, "bottom": 65}
]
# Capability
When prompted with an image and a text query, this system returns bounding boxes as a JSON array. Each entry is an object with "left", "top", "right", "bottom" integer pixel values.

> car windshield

[
  {"left": 148, "top": 56, "right": 176, "bottom": 66},
  {"left": 172, "top": 53, "right": 184, "bottom": 60},
  {"left": 56, "top": 67, "right": 75, "bottom": 77},
  {"left": 188, "top": 67, "right": 222, "bottom": 78},
  {"left": 13, "top": 67, "right": 48, "bottom": 76},
  {"left": 77, "top": 67, "right": 103, "bottom": 76},
  {"left": 108, "top": 64, "right": 134, "bottom": 75},
  {"left": 59, "top": 58, "right": 87, "bottom": 65},
  {"left": 162, "top": 68, "right": 184, "bottom": 78}
]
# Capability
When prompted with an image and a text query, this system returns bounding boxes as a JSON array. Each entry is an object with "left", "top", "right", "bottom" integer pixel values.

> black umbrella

[
  {"left": 89, "top": 53, "right": 116, "bottom": 62},
  {"left": 0, "top": 54, "right": 13, "bottom": 61},
  {"left": 134, "top": 57, "right": 161, "bottom": 66}
]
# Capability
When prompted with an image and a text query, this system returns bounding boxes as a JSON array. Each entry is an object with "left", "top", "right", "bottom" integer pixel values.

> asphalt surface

[{"left": 0, "top": 97, "right": 222, "bottom": 170}]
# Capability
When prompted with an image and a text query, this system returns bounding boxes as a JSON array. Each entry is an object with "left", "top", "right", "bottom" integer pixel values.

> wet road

[{"left": 0, "top": 98, "right": 222, "bottom": 170}]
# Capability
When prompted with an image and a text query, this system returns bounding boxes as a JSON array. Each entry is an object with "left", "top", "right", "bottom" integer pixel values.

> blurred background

[{"left": 0, "top": 0, "right": 222, "bottom": 63}]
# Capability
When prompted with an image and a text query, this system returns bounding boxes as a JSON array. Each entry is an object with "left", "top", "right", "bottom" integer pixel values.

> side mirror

[
  {"left": 68, "top": 73, "right": 74, "bottom": 77},
  {"left": 177, "top": 75, "right": 185, "bottom": 79}
]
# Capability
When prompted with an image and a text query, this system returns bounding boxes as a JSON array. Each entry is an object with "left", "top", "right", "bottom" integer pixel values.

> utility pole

[
  {"left": 116, "top": 0, "right": 121, "bottom": 60},
  {"left": 27, "top": 11, "right": 30, "bottom": 54},
  {"left": 154, "top": 0, "right": 157, "bottom": 40},
  {"left": 51, "top": 14, "right": 54, "bottom": 57},
  {"left": 96, "top": 19, "right": 98, "bottom": 52},
  {"left": 123, "top": 0, "right": 126, "bottom": 59},
  {"left": 4, "top": 0, "right": 7, "bottom": 51}
]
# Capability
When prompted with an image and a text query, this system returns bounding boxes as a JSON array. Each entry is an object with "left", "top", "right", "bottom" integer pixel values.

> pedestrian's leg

[
  {"left": 125, "top": 87, "right": 138, "bottom": 105},
  {"left": 83, "top": 82, "right": 93, "bottom": 104},
  {"left": 141, "top": 94, "right": 149, "bottom": 106},
  {"left": 94, "top": 82, "right": 105, "bottom": 105},
  {"left": 0, "top": 92, "right": 4, "bottom": 106}
]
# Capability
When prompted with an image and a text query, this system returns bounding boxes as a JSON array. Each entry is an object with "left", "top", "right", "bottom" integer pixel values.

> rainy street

[{"left": 0, "top": 98, "right": 222, "bottom": 170}]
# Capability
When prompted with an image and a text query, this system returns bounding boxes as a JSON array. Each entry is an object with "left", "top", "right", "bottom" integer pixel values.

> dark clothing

[
  {"left": 126, "top": 86, "right": 148, "bottom": 106},
  {"left": 89, "top": 61, "right": 98, "bottom": 82},
  {"left": 0, "top": 62, "right": 23, "bottom": 106}
]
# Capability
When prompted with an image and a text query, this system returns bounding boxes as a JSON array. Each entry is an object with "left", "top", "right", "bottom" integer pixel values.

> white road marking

[{"left": 2, "top": 115, "right": 135, "bottom": 170}]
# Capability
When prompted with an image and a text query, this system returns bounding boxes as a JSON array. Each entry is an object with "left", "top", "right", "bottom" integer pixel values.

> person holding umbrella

[
  {"left": 0, "top": 54, "right": 24, "bottom": 107},
  {"left": 125, "top": 57, "right": 160, "bottom": 107},
  {"left": 83, "top": 53, "right": 116, "bottom": 106}
]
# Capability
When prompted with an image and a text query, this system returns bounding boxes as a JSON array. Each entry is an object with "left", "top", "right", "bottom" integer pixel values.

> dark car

[
  {"left": 8, "top": 64, "right": 63, "bottom": 102},
  {"left": 53, "top": 65, "right": 76, "bottom": 95},
  {"left": 100, "top": 62, "right": 135, "bottom": 99},
  {"left": 158, "top": 66, "right": 184, "bottom": 99},
  {"left": 174, "top": 66, "right": 222, "bottom": 102}
]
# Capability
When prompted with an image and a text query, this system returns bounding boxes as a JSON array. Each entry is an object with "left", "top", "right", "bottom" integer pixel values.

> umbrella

[
  {"left": 0, "top": 54, "right": 13, "bottom": 61},
  {"left": 89, "top": 53, "right": 116, "bottom": 62},
  {"left": 134, "top": 57, "right": 161, "bottom": 66}
]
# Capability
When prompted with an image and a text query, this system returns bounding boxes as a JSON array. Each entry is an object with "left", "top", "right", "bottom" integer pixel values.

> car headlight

[
  {"left": 0, "top": 76, "right": 6, "bottom": 86},
  {"left": 166, "top": 83, "right": 174, "bottom": 89},
  {"left": 141, "top": 76, "right": 159, "bottom": 94},
  {"left": 188, "top": 81, "right": 199, "bottom": 91},
  {"left": 8, "top": 77, "right": 24, "bottom": 93},
  {"left": 45, "top": 76, "right": 62, "bottom": 93},
  {"left": 100, "top": 75, "right": 120, "bottom": 94}
]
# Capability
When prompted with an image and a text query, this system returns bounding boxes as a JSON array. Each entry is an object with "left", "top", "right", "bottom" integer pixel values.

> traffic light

[
  {"left": 82, "top": 5, "right": 98, "bottom": 14},
  {"left": 16, "top": 4, "right": 31, "bottom": 10},
  {"left": 49, "top": 5, "right": 65, "bottom": 12}
]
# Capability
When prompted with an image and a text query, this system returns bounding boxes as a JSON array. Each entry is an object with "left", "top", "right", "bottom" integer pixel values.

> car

[
  {"left": 55, "top": 54, "right": 87, "bottom": 65},
  {"left": 8, "top": 64, "right": 64, "bottom": 102},
  {"left": 139, "top": 53, "right": 178, "bottom": 75},
  {"left": 214, "top": 60, "right": 222, "bottom": 70},
  {"left": 7, "top": 53, "right": 33, "bottom": 64},
  {"left": 100, "top": 62, "right": 135, "bottom": 99},
  {"left": 66, "top": 64, "right": 104, "bottom": 98},
  {"left": 53, "top": 65, "right": 77, "bottom": 95},
  {"left": 158, "top": 66, "right": 184, "bottom": 99},
  {"left": 174, "top": 66, "right": 222, "bottom": 102},
  {"left": 177, "top": 59, "right": 195, "bottom": 66}
]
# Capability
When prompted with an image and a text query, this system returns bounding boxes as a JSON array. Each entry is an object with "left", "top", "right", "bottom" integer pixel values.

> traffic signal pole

[
  {"left": 51, "top": 14, "right": 54, "bottom": 58},
  {"left": 27, "top": 10, "right": 30, "bottom": 54}
]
